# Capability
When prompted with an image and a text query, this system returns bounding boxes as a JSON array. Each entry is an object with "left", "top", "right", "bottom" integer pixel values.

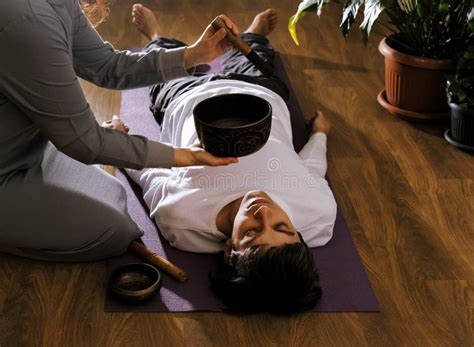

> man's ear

[{"left": 223, "top": 238, "right": 233, "bottom": 263}]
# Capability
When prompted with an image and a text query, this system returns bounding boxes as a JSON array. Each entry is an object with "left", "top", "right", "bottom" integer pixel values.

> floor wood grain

[{"left": 1, "top": 1, "right": 473, "bottom": 346}]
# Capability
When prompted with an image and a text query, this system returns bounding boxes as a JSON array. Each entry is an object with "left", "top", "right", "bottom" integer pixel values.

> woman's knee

[
  {"left": 97, "top": 222, "right": 144, "bottom": 257},
  {"left": 70, "top": 219, "right": 144, "bottom": 261},
  {"left": 10, "top": 222, "right": 144, "bottom": 263}
]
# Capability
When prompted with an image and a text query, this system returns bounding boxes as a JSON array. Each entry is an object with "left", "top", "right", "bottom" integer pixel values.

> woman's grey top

[{"left": 0, "top": 0, "right": 190, "bottom": 176}]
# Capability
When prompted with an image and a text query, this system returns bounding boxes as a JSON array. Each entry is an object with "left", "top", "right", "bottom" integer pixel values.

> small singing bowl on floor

[
  {"left": 109, "top": 263, "right": 162, "bottom": 302},
  {"left": 193, "top": 94, "right": 272, "bottom": 157}
]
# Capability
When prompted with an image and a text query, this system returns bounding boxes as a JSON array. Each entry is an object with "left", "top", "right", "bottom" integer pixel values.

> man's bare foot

[
  {"left": 244, "top": 9, "right": 278, "bottom": 36},
  {"left": 131, "top": 4, "right": 161, "bottom": 41}
]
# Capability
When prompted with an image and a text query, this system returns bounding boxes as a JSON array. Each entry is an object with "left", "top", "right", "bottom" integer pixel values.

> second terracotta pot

[{"left": 378, "top": 36, "right": 453, "bottom": 119}]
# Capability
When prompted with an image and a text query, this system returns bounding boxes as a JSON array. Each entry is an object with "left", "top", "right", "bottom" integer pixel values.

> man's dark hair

[{"left": 209, "top": 236, "right": 322, "bottom": 315}]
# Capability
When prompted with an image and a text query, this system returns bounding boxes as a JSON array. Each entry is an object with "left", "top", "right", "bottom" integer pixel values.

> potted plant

[
  {"left": 445, "top": 8, "right": 474, "bottom": 150},
  {"left": 289, "top": 0, "right": 473, "bottom": 121}
]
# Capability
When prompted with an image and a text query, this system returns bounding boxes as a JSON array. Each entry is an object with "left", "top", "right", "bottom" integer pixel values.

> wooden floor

[{"left": 1, "top": 1, "right": 473, "bottom": 345}]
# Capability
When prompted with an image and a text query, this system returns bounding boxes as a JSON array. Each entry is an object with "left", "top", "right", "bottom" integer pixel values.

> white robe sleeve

[
  {"left": 125, "top": 167, "right": 173, "bottom": 211},
  {"left": 298, "top": 133, "right": 328, "bottom": 178},
  {"left": 155, "top": 224, "right": 225, "bottom": 253},
  {"left": 297, "top": 133, "right": 337, "bottom": 247},
  {"left": 126, "top": 167, "right": 226, "bottom": 253}
]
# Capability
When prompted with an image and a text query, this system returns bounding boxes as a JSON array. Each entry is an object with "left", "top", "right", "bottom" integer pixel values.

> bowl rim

[
  {"left": 194, "top": 93, "right": 272, "bottom": 130},
  {"left": 110, "top": 262, "right": 162, "bottom": 296}
]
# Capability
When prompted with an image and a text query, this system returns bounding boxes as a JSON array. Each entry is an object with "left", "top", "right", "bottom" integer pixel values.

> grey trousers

[{"left": 0, "top": 143, "right": 143, "bottom": 261}]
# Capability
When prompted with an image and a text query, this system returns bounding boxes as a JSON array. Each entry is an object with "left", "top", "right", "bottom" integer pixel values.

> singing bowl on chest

[{"left": 193, "top": 94, "right": 272, "bottom": 157}]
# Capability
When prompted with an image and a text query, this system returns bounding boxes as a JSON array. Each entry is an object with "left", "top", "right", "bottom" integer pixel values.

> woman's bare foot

[
  {"left": 244, "top": 9, "right": 278, "bottom": 36},
  {"left": 131, "top": 4, "right": 161, "bottom": 41}
]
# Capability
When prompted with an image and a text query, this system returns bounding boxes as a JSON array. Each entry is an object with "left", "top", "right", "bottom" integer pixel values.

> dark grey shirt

[{"left": 0, "top": 0, "right": 189, "bottom": 175}]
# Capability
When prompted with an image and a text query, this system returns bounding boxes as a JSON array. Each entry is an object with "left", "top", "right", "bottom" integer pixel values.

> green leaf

[
  {"left": 438, "top": 2, "right": 449, "bottom": 13},
  {"left": 416, "top": 1, "right": 428, "bottom": 18},
  {"left": 288, "top": 14, "right": 303, "bottom": 46},
  {"left": 449, "top": 84, "right": 464, "bottom": 102},
  {"left": 340, "top": 0, "right": 363, "bottom": 38},
  {"left": 423, "top": 21, "right": 429, "bottom": 33},
  {"left": 469, "top": 20, "right": 474, "bottom": 33},
  {"left": 360, "top": 0, "right": 392, "bottom": 44},
  {"left": 464, "top": 50, "right": 474, "bottom": 59},
  {"left": 288, "top": 0, "right": 327, "bottom": 46},
  {"left": 468, "top": 7, "right": 474, "bottom": 22},
  {"left": 446, "top": 73, "right": 456, "bottom": 81}
]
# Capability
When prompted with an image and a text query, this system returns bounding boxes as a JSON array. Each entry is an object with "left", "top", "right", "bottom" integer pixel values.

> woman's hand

[
  {"left": 101, "top": 115, "right": 129, "bottom": 133},
  {"left": 307, "top": 111, "right": 331, "bottom": 135},
  {"left": 173, "top": 141, "right": 238, "bottom": 167},
  {"left": 184, "top": 15, "right": 239, "bottom": 69}
]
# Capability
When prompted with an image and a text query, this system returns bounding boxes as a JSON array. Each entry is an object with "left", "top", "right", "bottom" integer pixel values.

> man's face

[{"left": 225, "top": 190, "right": 301, "bottom": 258}]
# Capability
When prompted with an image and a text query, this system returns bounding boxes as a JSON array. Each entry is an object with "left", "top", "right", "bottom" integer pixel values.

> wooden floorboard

[{"left": 1, "top": 0, "right": 473, "bottom": 345}]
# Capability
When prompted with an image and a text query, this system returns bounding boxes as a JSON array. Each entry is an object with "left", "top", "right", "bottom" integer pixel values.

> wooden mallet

[
  {"left": 211, "top": 16, "right": 274, "bottom": 78},
  {"left": 128, "top": 241, "right": 188, "bottom": 282}
]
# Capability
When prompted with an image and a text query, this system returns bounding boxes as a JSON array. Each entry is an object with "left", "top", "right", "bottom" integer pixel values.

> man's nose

[{"left": 254, "top": 205, "right": 272, "bottom": 227}]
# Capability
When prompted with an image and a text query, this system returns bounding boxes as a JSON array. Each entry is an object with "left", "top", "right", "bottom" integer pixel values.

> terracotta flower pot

[{"left": 377, "top": 36, "right": 453, "bottom": 121}]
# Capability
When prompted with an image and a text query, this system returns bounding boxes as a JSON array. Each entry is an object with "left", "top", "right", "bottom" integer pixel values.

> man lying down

[{"left": 125, "top": 5, "right": 337, "bottom": 314}]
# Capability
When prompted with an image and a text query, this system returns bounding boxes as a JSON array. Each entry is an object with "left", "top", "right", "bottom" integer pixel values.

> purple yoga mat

[{"left": 104, "top": 54, "right": 379, "bottom": 312}]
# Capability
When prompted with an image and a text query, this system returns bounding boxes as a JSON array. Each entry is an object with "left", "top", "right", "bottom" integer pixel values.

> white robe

[{"left": 127, "top": 80, "right": 337, "bottom": 253}]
